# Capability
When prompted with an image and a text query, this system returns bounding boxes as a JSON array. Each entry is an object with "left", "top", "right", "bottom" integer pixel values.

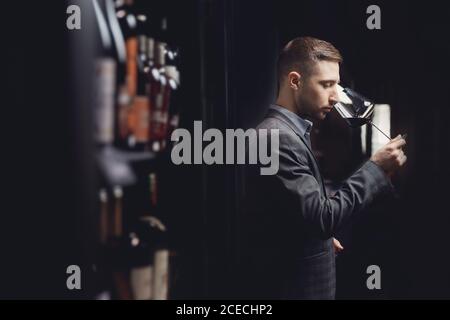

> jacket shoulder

[
  {"left": 257, "top": 115, "right": 289, "bottom": 131},
  {"left": 256, "top": 116, "right": 309, "bottom": 162}
]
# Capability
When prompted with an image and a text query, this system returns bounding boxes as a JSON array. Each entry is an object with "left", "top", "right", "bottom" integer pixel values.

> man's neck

[
  {"left": 275, "top": 96, "right": 311, "bottom": 121},
  {"left": 275, "top": 96, "right": 297, "bottom": 114}
]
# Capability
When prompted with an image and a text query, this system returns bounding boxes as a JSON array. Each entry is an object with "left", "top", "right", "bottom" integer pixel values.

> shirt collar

[{"left": 269, "top": 104, "right": 313, "bottom": 137}]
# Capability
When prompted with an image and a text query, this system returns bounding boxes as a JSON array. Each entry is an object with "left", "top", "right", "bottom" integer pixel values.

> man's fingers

[
  {"left": 333, "top": 238, "right": 344, "bottom": 251},
  {"left": 390, "top": 134, "right": 402, "bottom": 142},
  {"left": 390, "top": 138, "right": 406, "bottom": 149},
  {"left": 400, "top": 154, "right": 407, "bottom": 165}
]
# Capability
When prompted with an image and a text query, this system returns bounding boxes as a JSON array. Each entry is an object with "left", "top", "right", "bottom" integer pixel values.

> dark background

[{"left": 2, "top": 0, "right": 449, "bottom": 298}]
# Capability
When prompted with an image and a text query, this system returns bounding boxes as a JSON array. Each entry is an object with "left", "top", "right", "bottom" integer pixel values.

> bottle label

[
  {"left": 131, "top": 265, "right": 154, "bottom": 300},
  {"left": 126, "top": 37, "right": 138, "bottom": 97},
  {"left": 133, "top": 96, "right": 150, "bottom": 143},
  {"left": 153, "top": 249, "right": 169, "bottom": 300},
  {"left": 117, "top": 85, "right": 131, "bottom": 141},
  {"left": 94, "top": 58, "right": 116, "bottom": 144}
]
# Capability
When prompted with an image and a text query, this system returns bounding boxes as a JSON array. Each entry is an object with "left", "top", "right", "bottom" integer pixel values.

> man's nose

[{"left": 329, "top": 90, "right": 339, "bottom": 106}]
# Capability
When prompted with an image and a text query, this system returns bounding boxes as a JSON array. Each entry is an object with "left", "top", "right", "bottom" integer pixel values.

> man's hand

[
  {"left": 333, "top": 238, "right": 344, "bottom": 253},
  {"left": 370, "top": 134, "right": 407, "bottom": 176}
]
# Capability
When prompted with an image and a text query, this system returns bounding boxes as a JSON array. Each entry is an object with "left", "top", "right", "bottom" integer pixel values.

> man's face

[{"left": 295, "top": 60, "right": 340, "bottom": 121}]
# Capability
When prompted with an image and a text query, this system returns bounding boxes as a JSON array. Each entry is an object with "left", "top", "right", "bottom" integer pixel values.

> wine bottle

[
  {"left": 94, "top": 59, "right": 116, "bottom": 146},
  {"left": 99, "top": 188, "right": 109, "bottom": 245},
  {"left": 131, "top": 36, "right": 151, "bottom": 150},
  {"left": 93, "top": 188, "right": 112, "bottom": 300},
  {"left": 137, "top": 36, "right": 148, "bottom": 95},
  {"left": 163, "top": 18, "right": 181, "bottom": 145},
  {"left": 124, "top": 36, "right": 139, "bottom": 149},
  {"left": 147, "top": 173, "right": 169, "bottom": 300},
  {"left": 169, "top": 69, "right": 181, "bottom": 140},
  {"left": 151, "top": 217, "right": 169, "bottom": 300},
  {"left": 114, "top": 0, "right": 137, "bottom": 148},
  {"left": 126, "top": 173, "right": 168, "bottom": 300},
  {"left": 102, "top": 0, "right": 128, "bottom": 149},
  {"left": 107, "top": 186, "right": 133, "bottom": 300},
  {"left": 146, "top": 36, "right": 159, "bottom": 90},
  {"left": 116, "top": 85, "right": 131, "bottom": 146},
  {"left": 164, "top": 65, "right": 180, "bottom": 145},
  {"left": 149, "top": 24, "right": 168, "bottom": 152},
  {"left": 116, "top": 0, "right": 140, "bottom": 149},
  {"left": 127, "top": 219, "right": 155, "bottom": 299}
]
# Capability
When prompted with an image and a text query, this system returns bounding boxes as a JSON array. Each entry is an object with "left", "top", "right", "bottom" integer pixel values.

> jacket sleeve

[{"left": 276, "top": 131, "right": 394, "bottom": 238}]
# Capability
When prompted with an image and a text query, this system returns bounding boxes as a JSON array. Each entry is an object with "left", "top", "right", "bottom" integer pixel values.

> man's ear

[{"left": 288, "top": 71, "right": 301, "bottom": 90}]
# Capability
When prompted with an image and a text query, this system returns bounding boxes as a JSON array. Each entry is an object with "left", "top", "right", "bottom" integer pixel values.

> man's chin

[{"left": 316, "top": 112, "right": 327, "bottom": 120}]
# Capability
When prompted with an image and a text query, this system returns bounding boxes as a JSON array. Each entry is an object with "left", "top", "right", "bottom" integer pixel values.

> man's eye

[{"left": 322, "top": 83, "right": 333, "bottom": 88}]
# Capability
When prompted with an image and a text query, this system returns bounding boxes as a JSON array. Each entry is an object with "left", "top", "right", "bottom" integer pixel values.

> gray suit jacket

[{"left": 241, "top": 107, "right": 393, "bottom": 299}]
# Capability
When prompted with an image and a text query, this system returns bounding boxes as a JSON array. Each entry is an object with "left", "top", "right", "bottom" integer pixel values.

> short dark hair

[{"left": 277, "top": 37, "right": 342, "bottom": 85}]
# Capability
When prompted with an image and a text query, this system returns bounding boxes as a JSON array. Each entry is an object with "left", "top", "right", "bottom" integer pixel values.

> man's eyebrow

[{"left": 320, "top": 79, "right": 340, "bottom": 84}]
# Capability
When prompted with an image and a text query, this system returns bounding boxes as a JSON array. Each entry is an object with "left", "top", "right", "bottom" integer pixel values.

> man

[{"left": 242, "top": 37, "right": 406, "bottom": 299}]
